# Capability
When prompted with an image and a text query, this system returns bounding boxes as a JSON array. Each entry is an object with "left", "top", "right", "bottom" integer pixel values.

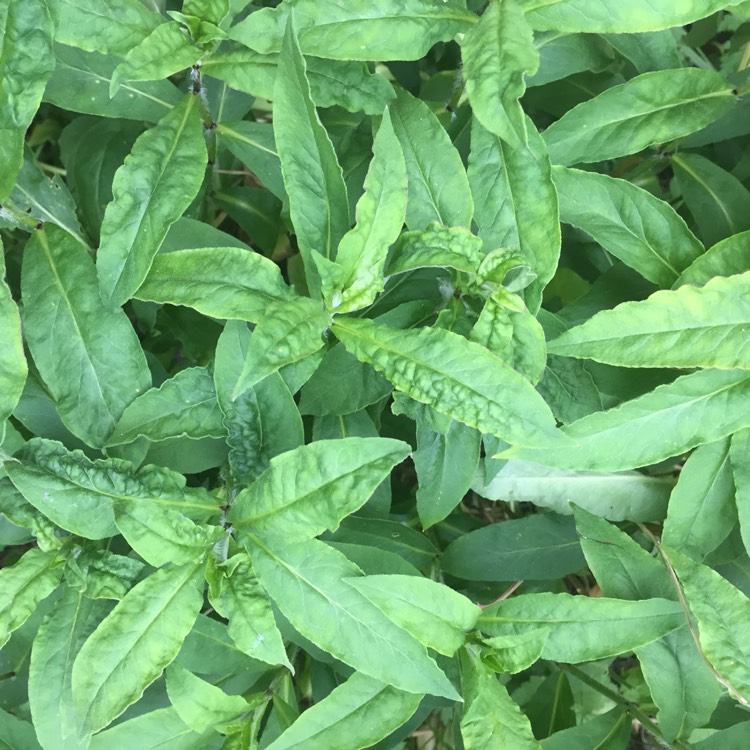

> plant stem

[{"left": 558, "top": 663, "right": 689, "bottom": 750}]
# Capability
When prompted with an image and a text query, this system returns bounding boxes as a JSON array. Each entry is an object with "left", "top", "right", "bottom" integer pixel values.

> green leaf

[
  {"left": 548, "top": 272, "right": 750, "bottom": 369},
  {"left": 0, "top": 243, "right": 25, "bottom": 423},
  {"left": 229, "top": 0, "right": 476, "bottom": 61},
  {"left": 478, "top": 593, "right": 683, "bottom": 662},
  {"left": 443, "top": 514, "right": 585, "bottom": 581},
  {"left": 540, "top": 709, "right": 630, "bottom": 750},
  {"left": 332, "top": 316, "right": 560, "bottom": 447},
  {"left": 663, "top": 439, "right": 736, "bottom": 562},
  {"left": 543, "top": 69, "right": 735, "bottom": 166},
  {"left": 233, "top": 297, "right": 330, "bottom": 396},
  {"left": 111, "top": 22, "right": 199, "bottom": 96},
  {"left": 166, "top": 663, "right": 250, "bottom": 734},
  {"left": 460, "top": 648, "right": 540, "bottom": 750},
  {"left": 468, "top": 118, "right": 559, "bottom": 312},
  {"left": 49, "top": 0, "right": 162, "bottom": 56},
  {"left": 390, "top": 88, "right": 473, "bottom": 230},
  {"left": 0, "top": 0, "right": 55, "bottom": 200},
  {"left": 248, "top": 537, "right": 460, "bottom": 700},
  {"left": 672, "top": 153, "right": 750, "bottom": 247},
  {"left": 273, "top": 17, "right": 349, "bottom": 298},
  {"left": 28, "top": 588, "right": 110, "bottom": 750},
  {"left": 344, "top": 575, "right": 479, "bottom": 656},
  {"left": 476, "top": 459, "right": 671, "bottom": 522},
  {"left": 206, "top": 552, "right": 291, "bottom": 669},
  {"left": 21, "top": 226, "right": 151, "bottom": 448},
  {"left": 471, "top": 289, "right": 547, "bottom": 383},
  {"left": 6, "top": 437, "right": 220, "bottom": 540},
  {"left": 462, "top": 0, "right": 539, "bottom": 149},
  {"left": 676, "top": 231, "right": 750, "bottom": 288},
  {"left": 503, "top": 369, "right": 750, "bottom": 471},
  {"left": 481, "top": 629, "right": 551, "bottom": 674},
  {"left": 414, "top": 418, "right": 481, "bottom": 529},
  {"left": 603, "top": 30, "right": 682, "bottom": 72},
  {"left": 318, "top": 109, "right": 407, "bottom": 313},
  {"left": 0, "top": 709, "right": 43, "bottom": 750},
  {"left": 731, "top": 429, "right": 750, "bottom": 557},
  {"left": 668, "top": 547, "right": 750, "bottom": 703},
  {"left": 108, "top": 367, "right": 224, "bottom": 446},
  {"left": 228, "top": 438, "right": 410, "bottom": 542},
  {"left": 44, "top": 46, "right": 183, "bottom": 123},
  {"left": 266, "top": 671, "right": 422, "bottom": 750},
  {"left": 96, "top": 94, "right": 208, "bottom": 308},
  {"left": 387, "top": 223, "right": 484, "bottom": 276},
  {"left": 72, "top": 561, "right": 205, "bottom": 734},
  {"left": 135, "top": 246, "right": 292, "bottom": 323},
  {"left": 552, "top": 165, "right": 703, "bottom": 286},
  {"left": 0, "top": 547, "right": 61, "bottom": 648}
]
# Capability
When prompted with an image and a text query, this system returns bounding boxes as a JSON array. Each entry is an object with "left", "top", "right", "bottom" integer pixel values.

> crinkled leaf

[
  {"left": 228, "top": 438, "right": 410, "bottom": 542},
  {"left": 479, "top": 593, "right": 683, "bottom": 663},
  {"left": 553, "top": 165, "right": 703, "bottom": 287},
  {"left": 247, "top": 536, "right": 460, "bottom": 700},
  {"left": 229, "top": 0, "right": 476, "bottom": 61},
  {"left": 462, "top": 0, "right": 538, "bottom": 149},
  {"left": 387, "top": 223, "right": 484, "bottom": 276},
  {"left": 21, "top": 226, "right": 151, "bottom": 448},
  {"left": 344, "top": 575, "right": 479, "bottom": 656},
  {"left": 548, "top": 272, "right": 750, "bottom": 369},
  {"left": 332, "top": 316, "right": 560, "bottom": 447},
  {"left": 481, "top": 630, "right": 551, "bottom": 675},
  {"left": 390, "top": 88, "right": 473, "bottom": 230},
  {"left": 72, "top": 562, "right": 206, "bottom": 735},
  {"left": 504, "top": 369, "right": 750, "bottom": 471},
  {"left": 108, "top": 367, "right": 224, "bottom": 446},
  {"left": 543, "top": 69, "right": 735, "bottom": 166},
  {"left": 97, "top": 94, "right": 208, "bottom": 308}
]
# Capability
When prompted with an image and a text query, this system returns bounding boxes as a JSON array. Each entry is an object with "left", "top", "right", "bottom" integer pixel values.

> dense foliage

[{"left": 3, "top": 0, "right": 750, "bottom": 748}]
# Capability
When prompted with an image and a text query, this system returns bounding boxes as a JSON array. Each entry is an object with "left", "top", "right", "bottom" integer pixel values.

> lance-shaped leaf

[
  {"left": 332, "top": 316, "right": 559, "bottom": 447},
  {"left": 547, "top": 272, "right": 750, "bottom": 369},
  {"left": 166, "top": 663, "right": 250, "bottom": 734},
  {"left": 229, "top": 0, "right": 476, "bottom": 61},
  {"left": 543, "top": 69, "right": 735, "bottom": 166},
  {"left": 21, "top": 226, "right": 151, "bottom": 448},
  {"left": 390, "top": 88, "right": 473, "bottom": 230},
  {"left": 573, "top": 507, "right": 720, "bottom": 740},
  {"left": 135, "top": 247, "right": 292, "bottom": 323},
  {"left": 50, "top": 0, "right": 162, "bottom": 55},
  {"left": 387, "top": 223, "right": 484, "bottom": 277},
  {"left": 72, "top": 562, "right": 206, "bottom": 735},
  {"left": 468, "top": 118, "right": 559, "bottom": 313},
  {"left": 267, "top": 672, "right": 422, "bottom": 750},
  {"left": 478, "top": 593, "right": 683, "bottom": 662},
  {"left": 460, "top": 649, "right": 540, "bottom": 750},
  {"left": 344, "top": 575, "right": 479, "bottom": 656},
  {"left": 204, "top": 47, "right": 396, "bottom": 117},
  {"left": 86, "top": 707, "right": 208, "bottom": 749},
  {"left": 518, "top": 0, "right": 750, "bottom": 33},
  {"left": 6, "top": 438, "right": 220, "bottom": 540},
  {"left": 318, "top": 109, "right": 407, "bottom": 313},
  {"left": 247, "top": 536, "right": 460, "bottom": 700},
  {"left": 108, "top": 367, "right": 225, "bottom": 446},
  {"left": 29, "top": 588, "right": 110, "bottom": 750},
  {"left": 228, "top": 438, "right": 410, "bottom": 541},
  {"left": 97, "top": 94, "right": 208, "bottom": 308},
  {"left": 503, "top": 369, "right": 750, "bottom": 472},
  {"left": 206, "top": 553, "right": 291, "bottom": 669},
  {"left": 553, "top": 165, "right": 703, "bottom": 287},
  {"left": 672, "top": 152, "right": 750, "bottom": 247},
  {"left": 0, "top": 546, "right": 61, "bottom": 648},
  {"left": 233, "top": 297, "right": 330, "bottom": 397},
  {"left": 273, "top": 17, "right": 348, "bottom": 298},
  {"left": 675, "top": 231, "right": 750, "bottom": 288},
  {"left": 0, "top": 0, "right": 55, "bottom": 200},
  {"left": 476, "top": 459, "right": 672, "bottom": 522},
  {"left": 111, "top": 22, "right": 199, "bottom": 96},
  {"left": 462, "top": 0, "right": 538, "bottom": 149},
  {"left": 730, "top": 428, "right": 750, "bottom": 557},
  {"left": 663, "top": 440, "right": 736, "bottom": 562},
  {"left": 667, "top": 547, "right": 750, "bottom": 703},
  {"left": 0, "top": 242, "right": 26, "bottom": 422}
]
